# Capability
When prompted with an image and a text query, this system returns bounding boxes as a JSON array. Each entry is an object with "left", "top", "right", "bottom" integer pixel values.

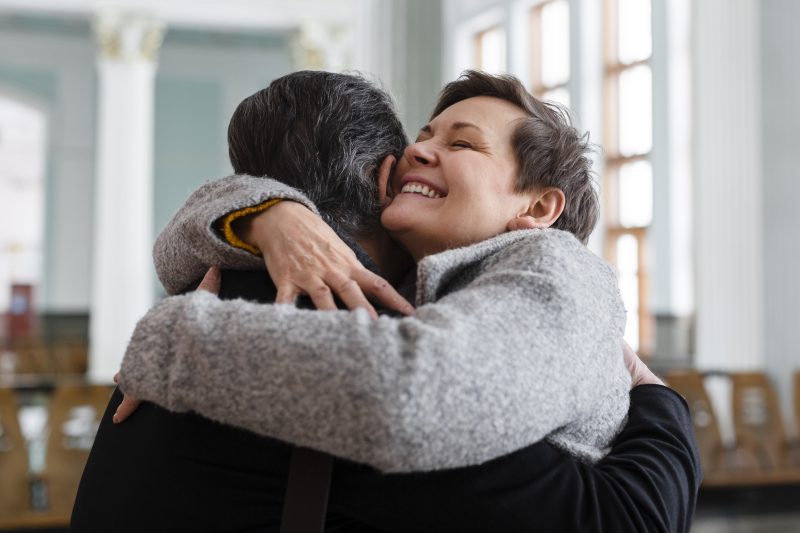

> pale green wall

[
  {"left": 0, "top": 16, "right": 293, "bottom": 309},
  {"left": 153, "top": 78, "right": 224, "bottom": 247},
  {"left": 391, "top": 0, "right": 443, "bottom": 133},
  {"left": 0, "top": 67, "right": 56, "bottom": 101}
]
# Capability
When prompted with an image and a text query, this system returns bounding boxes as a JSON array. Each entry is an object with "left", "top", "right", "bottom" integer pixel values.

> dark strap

[{"left": 280, "top": 447, "right": 333, "bottom": 533}]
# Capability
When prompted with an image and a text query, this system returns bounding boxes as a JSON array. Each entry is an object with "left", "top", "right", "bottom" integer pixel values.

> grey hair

[{"left": 228, "top": 70, "right": 408, "bottom": 238}]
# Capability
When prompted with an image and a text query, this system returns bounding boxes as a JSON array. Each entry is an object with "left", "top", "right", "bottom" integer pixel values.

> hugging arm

[
  {"left": 331, "top": 385, "right": 701, "bottom": 533},
  {"left": 153, "top": 174, "right": 412, "bottom": 316},
  {"left": 152, "top": 175, "right": 321, "bottom": 295},
  {"left": 122, "top": 229, "right": 629, "bottom": 472}
]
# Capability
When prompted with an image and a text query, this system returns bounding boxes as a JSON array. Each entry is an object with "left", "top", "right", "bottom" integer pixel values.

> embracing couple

[{"left": 71, "top": 70, "right": 701, "bottom": 532}]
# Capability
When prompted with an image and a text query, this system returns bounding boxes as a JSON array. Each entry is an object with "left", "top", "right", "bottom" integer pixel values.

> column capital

[
  {"left": 291, "top": 20, "right": 351, "bottom": 72},
  {"left": 93, "top": 9, "right": 166, "bottom": 62}
]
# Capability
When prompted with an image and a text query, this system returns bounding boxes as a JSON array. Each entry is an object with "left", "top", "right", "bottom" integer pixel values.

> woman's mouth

[{"left": 400, "top": 181, "right": 444, "bottom": 199}]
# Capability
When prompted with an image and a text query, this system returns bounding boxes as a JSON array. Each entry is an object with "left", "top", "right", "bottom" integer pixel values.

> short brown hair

[{"left": 431, "top": 70, "right": 598, "bottom": 243}]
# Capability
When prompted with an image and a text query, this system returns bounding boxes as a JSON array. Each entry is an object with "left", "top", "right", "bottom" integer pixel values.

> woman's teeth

[{"left": 400, "top": 182, "right": 443, "bottom": 199}]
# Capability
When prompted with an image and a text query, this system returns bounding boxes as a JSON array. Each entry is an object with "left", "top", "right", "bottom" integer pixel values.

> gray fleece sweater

[{"left": 121, "top": 175, "right": 631, "bottom": 473}]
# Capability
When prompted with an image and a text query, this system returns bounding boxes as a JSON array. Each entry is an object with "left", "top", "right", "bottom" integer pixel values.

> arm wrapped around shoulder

[
  {"left": 122, "top": 229, "right": 630, "bottom": 472},
  {"left": 153, "top": 175, "right": 319, "bottom": 294}
]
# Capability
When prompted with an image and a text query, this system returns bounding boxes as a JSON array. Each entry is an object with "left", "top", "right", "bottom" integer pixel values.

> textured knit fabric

[
  {"left": 153, "top": 176, "right": 319, "bottom": 295},
  {"left": 123, "top": 175, "right": 631, "bottom": 472}
]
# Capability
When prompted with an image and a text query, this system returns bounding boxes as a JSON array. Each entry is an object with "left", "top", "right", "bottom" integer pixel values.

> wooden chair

[
  {"left": 0, "top": 387, "right": 32, "bottom": 527},
  {"left": 795, "top": 371, "right": 800, "bottom": 445},
  {"left": 51, "top": 339, "right": 89, "bottom": 376},
  {"left": 790, "top": 371, "right": 800, "bottom": 468},
  {"left": 11, "top": 338, "right": 53, "bottom": 375},
  {"left": 663, "top": 370, "right": 736, "bottom": 481},
  {"left": 43, "top": 384, "right": 113, "bottom": 522},
  {"left": 730, "top": 371, "right": 800, "bottom": 481}
]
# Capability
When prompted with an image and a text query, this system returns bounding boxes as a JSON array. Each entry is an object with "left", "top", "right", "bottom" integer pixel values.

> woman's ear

[
  {"left": 507, "top": 187, "right": 566, "bottom": 231},
  {"left": 377, "top": 154, "right": 396, "bottom": 208}
]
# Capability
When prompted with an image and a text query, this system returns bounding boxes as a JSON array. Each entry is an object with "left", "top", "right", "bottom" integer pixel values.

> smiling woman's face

[{"left": 381, "top": 96, "right": 537, "bottom": 260}]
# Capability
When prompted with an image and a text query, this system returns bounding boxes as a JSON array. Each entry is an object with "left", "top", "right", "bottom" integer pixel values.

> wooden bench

[
  {"left": 795, "top": 371, "right": 800, "bottom": 446},
  {"left": 44, "top": 383, "right": 114, "bottom": 521},
  {"left": 0, "top": 383, "right": 113, "bottom": 529},
  {"left": 0, "top": 387, "right": 31, "bottom": 528}
]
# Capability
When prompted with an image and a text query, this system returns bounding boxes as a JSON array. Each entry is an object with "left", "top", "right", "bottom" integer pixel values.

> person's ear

[
  {"left": 507, "top": 187, "right": 566, "bottom": 232},
  {"left": 377, "top": 155, "right": 396, "bottom": 208}
]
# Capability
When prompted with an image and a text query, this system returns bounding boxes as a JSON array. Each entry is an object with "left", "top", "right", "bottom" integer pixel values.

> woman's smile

[{"left": 381, "top": 95, "right": 536, "bottom": 260}]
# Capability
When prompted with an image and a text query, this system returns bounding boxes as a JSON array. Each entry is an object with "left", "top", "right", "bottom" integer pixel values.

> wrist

[
  {"left": 221, "top": 198, "right": 283, "bottom": 254},
  {"left": 634, "top": 370, "right": 665, "bottom": 387},
  {"left": 243, "top": 200, "right": 311, "bottom": 252}
]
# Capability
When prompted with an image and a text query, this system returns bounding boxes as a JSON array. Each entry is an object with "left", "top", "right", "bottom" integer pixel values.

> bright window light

[
  {"left": 478, "top": 26, "right": 507, "bottom": 74},
  {"left": 617, "top": 0, "right": 652, "bottom": 64},
  {"left": 540, "top": 0, "right": 570, "bottom": 87},
  {"left": 0, "top": 97, "right": 47, "bottom": 312},
  {"left": 618, "top": 160, "right": 653, "bottom": 227},
  {"left": 618, "top": 64, "right": 652, "bottom": 156}
]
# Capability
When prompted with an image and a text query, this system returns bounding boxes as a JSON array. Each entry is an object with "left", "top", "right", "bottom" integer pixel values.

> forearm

[
  {"left": 153, "top": 175, "right": 318, "bottom": 294},
  {"left": 576, "top": 385, "right": 702, "bottom": 533},
  {"left": 120, "top": 291, "right": 562, "bottom": 471}
]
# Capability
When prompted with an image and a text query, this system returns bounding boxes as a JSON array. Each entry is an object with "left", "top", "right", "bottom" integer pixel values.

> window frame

[
  {"left": 529, "top": 0, "right": 570, "bottom": 102},
  {"left": 602, "top": 0, "right": 654, "bottom": 354}
]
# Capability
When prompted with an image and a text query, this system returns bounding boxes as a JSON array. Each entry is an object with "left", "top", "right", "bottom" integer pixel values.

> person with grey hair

[{"left": 79, "top": 71, "right": 696, "bottom": 531}]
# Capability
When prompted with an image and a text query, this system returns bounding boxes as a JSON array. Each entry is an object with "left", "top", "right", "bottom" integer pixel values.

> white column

[
  {"left": 89, "top": 11, "right": 164, "bottom": 383},
  {"left": 352, "top": 0, "right": 394, "bottom": 85},
  {"left": 650, "top": 0, "right": 693, "bottom": 318},
  {"left": 693, "top": 0, "right": 763, "bottom": 371}
]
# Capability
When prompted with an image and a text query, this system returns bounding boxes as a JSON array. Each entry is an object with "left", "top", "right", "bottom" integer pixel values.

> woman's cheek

[{"left": 380, "top": 202, "right": 405, "bottom": 231}]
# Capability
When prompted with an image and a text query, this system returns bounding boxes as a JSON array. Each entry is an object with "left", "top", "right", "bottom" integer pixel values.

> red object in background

[{"left": 9, "top": 284, "right": 35, "bottom": 340}]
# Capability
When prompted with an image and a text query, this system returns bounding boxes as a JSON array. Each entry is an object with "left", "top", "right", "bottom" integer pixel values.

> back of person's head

[
  {"left": 431, "top": 70, "right": 598, "bottom": 244},
  {"left": 228, "top": 71, "right": 408, "bottom": 238}
]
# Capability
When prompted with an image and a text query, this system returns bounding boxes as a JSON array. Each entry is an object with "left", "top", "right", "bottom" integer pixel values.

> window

[
  {"left": 0, "top": 96, "right": 47, "bottom": 314},
  {"left": 474, "top": 25, "right": 507, "bottom": 74},
  {"left": 530, "top": 0, "right": 570, "bottom": 108},
  {"left": 603, "top": 0, "right": 653, "bottom": 353}
]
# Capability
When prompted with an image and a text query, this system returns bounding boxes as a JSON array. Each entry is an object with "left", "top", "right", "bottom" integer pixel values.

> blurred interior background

[{"left": 0, "top": 0, "right": 798, "bottom": 531}]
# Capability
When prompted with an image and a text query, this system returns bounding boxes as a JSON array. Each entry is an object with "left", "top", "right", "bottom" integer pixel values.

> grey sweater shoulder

[{"left": 126, "top": 176, "right": 630, "bottom": 471}]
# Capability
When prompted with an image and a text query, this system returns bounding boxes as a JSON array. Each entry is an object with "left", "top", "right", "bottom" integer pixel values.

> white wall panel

[{"left": 693, "top": 0, "right": 763, "bottom": 370}]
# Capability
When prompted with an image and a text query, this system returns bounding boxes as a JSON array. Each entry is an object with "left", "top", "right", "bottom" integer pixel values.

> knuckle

[
  {"left": 312, "top": 285, "right": 332, "bottom": 296},
  {"left": 337, "top": 279, "right": 359, "bottom": 293}
]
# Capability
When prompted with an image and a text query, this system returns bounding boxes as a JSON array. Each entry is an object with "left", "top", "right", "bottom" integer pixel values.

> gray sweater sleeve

[
  {"left": 121, "top": 230, "right": 630, "bottom": 472},
  {"left": 153, "top": 174, "right": 319, "bottom": 294}
]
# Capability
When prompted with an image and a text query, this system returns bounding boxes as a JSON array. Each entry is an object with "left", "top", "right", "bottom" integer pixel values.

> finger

[
  {"left": 198, "top": 266, "right": 221, "bottom": 294},
  {"left": 357, "top": 271, "right": 415, "bottom": 316},
  {"left": 275, "top": 282, "right": 301, "bottom": 305},
  {"left": 113, "top": 395, "right": 141, "bottom": 424},
  {"left": 307, "top": 283, "right": 338, "bottom": 312},
  {"left": 334, "top": 278, "right": 379, "bottom": 320}
]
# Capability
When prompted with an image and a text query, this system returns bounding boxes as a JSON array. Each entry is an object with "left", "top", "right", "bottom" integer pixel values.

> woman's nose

[{"left": 404, "top": 140, "right": 437, "bottom": 166}]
